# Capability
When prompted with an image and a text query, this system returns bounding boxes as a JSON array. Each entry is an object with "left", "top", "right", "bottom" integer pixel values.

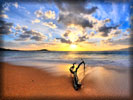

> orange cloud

[
  {"left": 42, "top": 22, "right": 57, "bottom": 29},
  {"left": 44, "top": 10, "right": 56, "bottom": 19}
]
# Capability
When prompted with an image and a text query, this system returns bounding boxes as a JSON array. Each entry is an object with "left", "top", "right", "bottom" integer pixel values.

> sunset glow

[{"left": 1, "top": 1, "right": 131, "bottom": 51}]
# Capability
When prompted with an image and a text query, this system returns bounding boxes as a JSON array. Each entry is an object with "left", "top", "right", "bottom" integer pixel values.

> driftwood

[{"left": 69, "top": 59, "right": 85, "bottom": 90}]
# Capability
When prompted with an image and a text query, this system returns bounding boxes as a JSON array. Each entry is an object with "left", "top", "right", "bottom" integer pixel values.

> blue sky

[{"left": 0, "top": 0, "right": 131, "bottom": 51}]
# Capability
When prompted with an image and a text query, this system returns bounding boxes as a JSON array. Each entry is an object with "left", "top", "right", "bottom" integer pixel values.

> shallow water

[{"left": 1, "top": 51, "right": 131, "bottom": 68}]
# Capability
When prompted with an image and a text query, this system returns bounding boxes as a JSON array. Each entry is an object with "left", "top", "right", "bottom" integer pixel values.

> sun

[{"left": 70, "top": 44, "right": 77, "bottom": 49}]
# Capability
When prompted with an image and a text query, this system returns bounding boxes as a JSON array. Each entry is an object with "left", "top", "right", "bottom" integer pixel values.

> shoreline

[{"left": 0, "top": 62, "right": 131, "bottom": 99}]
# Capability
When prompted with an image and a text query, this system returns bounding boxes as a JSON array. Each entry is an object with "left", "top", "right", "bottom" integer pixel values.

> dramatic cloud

[
  {"left": 58, "top": 13, "right": 93, "bottom": 28},
  {"left": 85, "top": 18, "right": 122, "bottom": 38},
  {"left": 55, "top": 0, "right": 98, "bottom": 29},
  {"left": 14, "top": 25, "right": 28, "bottom": 36},
  {"left": 56, "top": 29, "right": 89, "bottom": 44},
  {"left": 42, "top": 22, "right": 57, "bottom": 29},
  {"left": 55, "top": 0, "right": 97, "bottom": 15},
  {"left": 98, "top": 25, "right": 120, "bottom": 37},
  {"left": 56, "top": 38, "right": 72, "bottom": 44},
  {"left": 14, "top": 25, "right": 46, "bottom": 41},
  {"left": 63, "top": 30, "right": 71, "bottom": 37},
  {"left": 1, "top": 1, "right": 130, "bottom": 51},
  {"left": 109, "top": 29, "right": 122, "bottom": 37},
  {"left": 76, "top": 34, "right": 89, "bottom": 42},
  {"left": 0, "top": 20, "right": 13, "bottom": 35},
  {"left": 55, "top": 0, "right": 122, "bottom": 45},
  {"left": 17, "top": 34, "right": 30, "bottom": 41}
]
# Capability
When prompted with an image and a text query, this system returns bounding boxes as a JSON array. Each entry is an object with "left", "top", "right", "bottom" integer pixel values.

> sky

[{"left": 0, "top": 0, "right": 132, "bottom": 51}]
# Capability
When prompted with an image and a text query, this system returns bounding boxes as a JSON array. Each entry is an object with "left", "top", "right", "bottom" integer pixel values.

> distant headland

[{"left": 0, "top": 48, "right": 49, "bottom": 51}]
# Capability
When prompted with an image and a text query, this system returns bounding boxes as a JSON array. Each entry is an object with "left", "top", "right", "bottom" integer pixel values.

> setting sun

[{"left": 70, "top": 44, "right": 77, "bottom": 49}]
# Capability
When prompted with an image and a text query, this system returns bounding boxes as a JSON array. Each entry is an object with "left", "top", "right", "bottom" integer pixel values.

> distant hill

[
  {"left": 0, "top": 48, "right": 20, "bottom": 51},
  {"left": 36, "top": 49, "right": 48, "bottom": 51},
  {"left": 0, "top": 48, "right": 49, "bottom": 51}
]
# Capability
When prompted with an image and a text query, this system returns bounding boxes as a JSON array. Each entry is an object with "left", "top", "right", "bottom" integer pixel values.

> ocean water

[{"left": 1, "top": 51, "right": 131, "bottom": 68}]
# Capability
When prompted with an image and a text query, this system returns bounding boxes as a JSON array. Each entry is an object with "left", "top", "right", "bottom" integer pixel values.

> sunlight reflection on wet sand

[{"left": 55, "top": 63, "right": 130, "bottom": 97}]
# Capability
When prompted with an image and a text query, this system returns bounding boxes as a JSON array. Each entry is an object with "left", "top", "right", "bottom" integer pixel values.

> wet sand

[{"left": 0, "top": 62, "right": 131, "bottom": 100}]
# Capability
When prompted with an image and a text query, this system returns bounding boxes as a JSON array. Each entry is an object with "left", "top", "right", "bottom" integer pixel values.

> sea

[{"left": 0, "top": 51, "right": 131, "bottom": 69}]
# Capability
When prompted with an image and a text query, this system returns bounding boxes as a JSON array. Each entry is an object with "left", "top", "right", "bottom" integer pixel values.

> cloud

[
  {"left": 44, "top": 10, "right": 56, "bottom": 19},
  {"left": 58, "top": 13, "right": 93, "bottom": 28},
  {"left": 101, "top": 36, "right": 130, "bottom": 46},
  {"left": 13, "top": 2, "right": 19, "bottom": 8},
  {"left": 2, "top": 2, "right": 11, "bottom": 14},
  {"left": 31, "top": 1, "right": 123, "bottom": 46},
  {"left": 88, "top": 29, "right": 122, "bottom": 40},
  {"left": 2, "top": 7, "right": 9, "bottom": 13},
  {"left": 15, "top": 24, "right": 21, "bottom": 30},
  {"left": 16, "top": 34, "right": 30, "bottom": 41},
  {"left": 85, "top": 18, "right": 122, "bottom": 38},
  {"left": 62, "top": 29, "right": 89, "bottom": 42},
  {"left": 0, "top": 14, "right": 8, "bottom": 19},
  {"left": 63, "top": 30, "right": 71, "bottom": 37},
  {"left": 42, "top": 22, "right": 57, "bottom": 29},
  {"left": 100, "top": 39, "right": 113, "bottom": 45},
  {"left": 98, "top": 25, "right": 120, "bottom": 37},
  {"left": 88, "top": 18, "right": 111, "bottom": 31},
  {"left": 34, "top": 9, "right": 43, "bottom": 18},
  {"left": 56, "top": 30, "right": 73, "bottom": 44},
  {"left": 56, "top": 28, "right": 89, "bottom": 44},
  {"left": 31, "top": 19, "right": 40, "bottom": 24},
  {"left": 56, "top": 38, "right": 72, "bottom": 44},
  {"left": 55, "top": 0, "right": 98, "bottom": 29},
  {"left": 109, "top": 29, "right": 122, "bottom": 37},
  {"left": 76, "top": 34, "right": 89, "bottom": 42},
  {"left": 0, "top": 20, "right": 13, "bottom": 35},
  {"left": 54, "top": 1, "right": 126, "bottom": 46},
  {"left": 14, "top": 25, "right": 28, "bottom": 35},
  {"left": 14, "top": 25, "right": 47, "bottom": 41},
  {"left": 111, "top": 37, "right": 130, "bottom": 46},
  {"left": 16, "top": 30, "right": 46, "bottom": 41},
  {"left": 55, "top": 0, "right": 97, "bottom": 15},
  {"left": 31, "top": 36, "right": 44, "bottom": 41},
  {"left": 34, "top": 9, "right": 56, "bottom": 19},
  {"left": 21, "top": 26, "right": 28, "bottom": 31}
]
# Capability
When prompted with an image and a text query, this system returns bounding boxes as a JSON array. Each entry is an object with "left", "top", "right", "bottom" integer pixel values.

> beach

[{"left": 1, "top": 62, "right": 131, "bottom": 100}]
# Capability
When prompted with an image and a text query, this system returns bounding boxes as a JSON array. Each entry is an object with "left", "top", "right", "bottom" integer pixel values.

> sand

[{"left": 0, "top": 62, "right": 131, "bottom": 100}]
